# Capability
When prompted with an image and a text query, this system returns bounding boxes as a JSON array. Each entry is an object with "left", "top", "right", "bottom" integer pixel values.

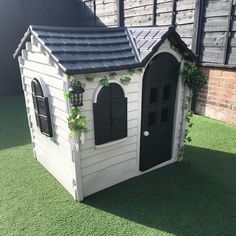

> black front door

[{"left": 140, "top": 53, "right": 180, "bottom": 171}]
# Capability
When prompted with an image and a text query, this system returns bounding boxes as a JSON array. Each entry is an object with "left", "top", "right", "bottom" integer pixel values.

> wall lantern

[{"left": 69, "top": 81, "right": 85, "bottom": 107}]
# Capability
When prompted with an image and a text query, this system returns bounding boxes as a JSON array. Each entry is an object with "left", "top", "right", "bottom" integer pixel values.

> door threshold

[{"left": 138, "top": 158, "right": 177, "bottom": 175}]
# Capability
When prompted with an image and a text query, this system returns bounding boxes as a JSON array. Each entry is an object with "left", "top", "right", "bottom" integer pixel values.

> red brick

[{"left": 195, "top": 67, "right": 236, "bottom": 124}]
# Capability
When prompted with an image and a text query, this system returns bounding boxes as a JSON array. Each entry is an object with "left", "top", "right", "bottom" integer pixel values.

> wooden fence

[{"left": 82, "top": 0, "right": 236, "bottom": 67}]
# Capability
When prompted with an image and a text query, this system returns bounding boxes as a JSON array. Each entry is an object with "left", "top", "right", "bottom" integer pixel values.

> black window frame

[
  {"left": 31, "top": 78, "right": 53, "bottom": 137},
  {"left": 93, "top": 83, "right": 127, "bottom": 145}
]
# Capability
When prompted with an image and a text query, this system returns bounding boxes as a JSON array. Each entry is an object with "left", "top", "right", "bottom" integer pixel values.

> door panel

[{"left": 140, "top": 53, "right": 180, "bottom": 171}]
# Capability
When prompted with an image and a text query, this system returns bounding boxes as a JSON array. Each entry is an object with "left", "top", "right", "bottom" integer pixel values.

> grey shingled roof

[{"left": 14, "top": 25, "right": 196, "bottom": 74}]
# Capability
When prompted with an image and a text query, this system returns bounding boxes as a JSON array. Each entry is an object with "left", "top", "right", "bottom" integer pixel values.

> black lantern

[{"left": 69, "top": 82, "right": 85, "bottom": 107}]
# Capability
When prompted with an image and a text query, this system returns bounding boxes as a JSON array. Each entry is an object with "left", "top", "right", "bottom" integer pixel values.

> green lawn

[{"left": 0, "top": 96, "right": 236, "bottom": 236}]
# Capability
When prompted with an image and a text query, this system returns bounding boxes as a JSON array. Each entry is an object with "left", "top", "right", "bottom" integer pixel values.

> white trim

[
  {"left": 137, "top": 40, "right": 184, "bottom": 176},
  {"left": 92, "top": 80, "right": 127, "bottom": 103},
  {"left": 92, "top": 80, "right": 128, "bottom": 150},
  {"left": 139, "top": 159, "right": 176, "bottom": 175},
  {"left": 95, "top": 138, "right": 127, "bottom": 149},
  {"left": 63, "top": 78, "right": 84, "bottom": 201},
  {"left": 36, "top": 76, "right": 49, "bottom": 97}
]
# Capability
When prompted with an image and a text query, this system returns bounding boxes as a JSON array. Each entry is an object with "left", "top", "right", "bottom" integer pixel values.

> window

[
  {"left": 93, "top": 83, "right": 127, "bottom": 145},
  {"left": 31, "top": 79, "right": 53, "bottom": 137},
  {"left": 149, "top": 87, "right": 158, "bottom": 104}
]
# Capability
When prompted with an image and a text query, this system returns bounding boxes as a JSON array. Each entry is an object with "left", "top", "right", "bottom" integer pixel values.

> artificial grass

[{"left": 0, "top": 96, "right": 236, "bottom": 236}]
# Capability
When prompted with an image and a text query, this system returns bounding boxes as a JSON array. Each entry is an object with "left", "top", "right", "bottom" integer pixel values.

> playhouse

[{"left": 14, "top": 25, "right": 195, "bottom": 201}]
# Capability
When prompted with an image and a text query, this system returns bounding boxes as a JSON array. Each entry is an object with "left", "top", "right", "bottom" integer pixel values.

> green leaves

[
  {"left": 109, "top": 72, "right": 117, "bottom": 78},
  {"left": 67, "top": 106, "right": 88, "bottom": 136},
  {"left": 182, "top": 63, "right": 208, "bottom": 92},
  {"left": 128, "top": 68, "right": 135, "bottom": 76},
  {"left": 120, "top": 75, "right": 131, "bottom": 85},
  {"left": 99, "top": 76, "right": 110, "bottom": 87},
  {"left": 137, "top": 68, "right": 143, "bottom": 74},
  {"left": 85, "top": 74, "right": 96, "bottom": 82},
  {"left": 64, "top": 74, "right": 70, "bottom": 80},
  {"left": 184, "top": 111, "right": 194, "bottom": 144},
  {"left": 64, "top": 91, "right": 70, "bottom": 99}
]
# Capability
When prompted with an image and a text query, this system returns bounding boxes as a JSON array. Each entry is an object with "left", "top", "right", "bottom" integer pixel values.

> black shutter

[
  {"left": 93, "top": 83, "right": 127, "bottom": 145},
  {"left": 93, "top": 102, "right": 112, "bottom": 145},
  {"left": 112, "top": 98, "right": 127, "bottom": 140},
  {"left": 31, "top": 79, "right": 53, "bottom": 137}
]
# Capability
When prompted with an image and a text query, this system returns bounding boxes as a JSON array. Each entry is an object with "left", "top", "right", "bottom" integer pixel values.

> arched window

[
  {"left": 31, "top": 79, "right": 53, "bottom": 137},
  {"left": 93, "top": 83, "right": 127, "bottom": 145}
]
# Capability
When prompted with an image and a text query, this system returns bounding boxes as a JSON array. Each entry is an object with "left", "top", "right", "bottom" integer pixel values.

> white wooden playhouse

[{"left": 14, "top": 25, "right": 195, "bottom": 201}]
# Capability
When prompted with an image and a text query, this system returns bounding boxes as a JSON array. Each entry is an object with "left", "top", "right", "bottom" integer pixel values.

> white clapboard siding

[
  {"left": 22, "top": 68, "right": 64, "bottom": 89},
  {"left": 82, "top": 150, "right": 137, "bottom": 176},
  {"left": 81, "top": 127, "right": 138, "bottom": 149},
  {"left": 19, "top": 42, "right": 76, "bottom": 198},
  {"left": 32, "top": 127, "right": 71, "bottom": 160},
  {"left": 35, "top": 145, "right": 75, "bottom": 196},
  {"left": 23, "top": 60, "right": 59, "bottom": 77},
  {"left": 82, "top": 142, "right": 137, "bottom": 166},
  {"left": 83, "top": 157, "right": 137, "bottom": 184},
  {"left": 24, "top": 77, "right": 64, "bottom": 101},
  {"left": 28, "top": 106, "right": 70, "bottom": 149},
  {"left": 83, "top": 164, "right": 137, "bottom": 197}
]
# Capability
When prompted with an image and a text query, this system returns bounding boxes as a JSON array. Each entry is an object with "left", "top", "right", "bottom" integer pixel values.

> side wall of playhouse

[{"left": 18, "top": 36, "right": 77, "bottom": 199}]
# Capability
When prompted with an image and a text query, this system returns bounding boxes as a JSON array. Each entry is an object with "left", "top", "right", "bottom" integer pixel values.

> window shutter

[
  {"left": 112, "top": 98, "right": 127, "bottom": 140},
  {"left": 93, "top": 102, "right": 112, "bottom": 145},
  {"left": 93, "top": 83, "right": 127, "bottom": 145},
  {"left": 31, "top": 79, "right": 53, "bottom": 137}
]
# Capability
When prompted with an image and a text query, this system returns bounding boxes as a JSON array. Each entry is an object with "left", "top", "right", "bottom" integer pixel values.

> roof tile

[{"left": 14, "top": 25, "right": 195, "bottom": 74}]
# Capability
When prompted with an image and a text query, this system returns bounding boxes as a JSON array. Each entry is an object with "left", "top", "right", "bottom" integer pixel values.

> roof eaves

[
  {"left": 65, "top": 62, "right": 143, "bottom": 75},
  {"left": 13, "top": 28, "right": 31, "bottom": 59},
  {"left": 138, "top": 27, "right": 174, "bottom": 66},
  {"left": 126, "top": 28, "right": 142, "bottom": 63},
  {"left": 29, "top": 29, "right": 67, "bottom": 73},
  {"left": 139, "top": 27, "right": 197, "bottom": 65}
]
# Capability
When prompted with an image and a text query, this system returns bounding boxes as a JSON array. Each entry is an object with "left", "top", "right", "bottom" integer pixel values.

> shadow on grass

[
  {"left": 0, "top": 96, "right": 30, "bottom": 150},
  {"left": 84, "top": 145, "right": 236, "bottom": 236}
]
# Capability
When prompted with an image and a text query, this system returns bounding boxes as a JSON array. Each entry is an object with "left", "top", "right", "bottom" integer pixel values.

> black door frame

[{"left": 138, "top": 51, "right": 182, "bottom": 172}]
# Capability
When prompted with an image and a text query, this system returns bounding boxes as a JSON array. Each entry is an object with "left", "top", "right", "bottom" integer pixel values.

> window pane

[
  {"left": 39, "top": 116, "right": 51, "bottom": 136},
  {"left": 161, "top": 108, "right": 169, "bottom": 122},
  {"left": 149, "top": 88, "right": 158, "bottom": 104},
  {"left": 148, "top": 112, "right": 156, "bottom": 127},
  {"left": 37, "top": 98, "right": 47, "bottom": 116},
  {"left": 163, "top": 85, "right": 171, "bottom": 100}
]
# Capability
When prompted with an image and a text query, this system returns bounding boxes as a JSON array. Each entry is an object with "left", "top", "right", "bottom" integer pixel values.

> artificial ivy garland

[
  {"left": 178, "top": 62, "right": 208, "bottom": 158},
  {"left": 64, "top": 68, "right": 143, "bottom": 138},
  {"left": 64, "top": 75, "right": 88, "bottom": 138}
]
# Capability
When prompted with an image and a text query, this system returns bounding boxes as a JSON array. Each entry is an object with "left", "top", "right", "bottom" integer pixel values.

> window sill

[{"left": 95, "top": 138, "right": 127, "bottom": 149}]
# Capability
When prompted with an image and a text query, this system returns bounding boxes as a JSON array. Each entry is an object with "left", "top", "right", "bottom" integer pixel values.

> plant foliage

[
  {"left": 85, "top": 74, "right": 96, "bottom": 82},
  {"left": 99, "top": 76, "right": 110, "bottom": 87},
  {"left": 120, "top": 75, "right": 131, "bottom": 85},
  {"left": 182, "top": 63, "right": 208, "bottom": 92},
  {"left": 67, "top": 106, "right": 88, "bottom": 136}
]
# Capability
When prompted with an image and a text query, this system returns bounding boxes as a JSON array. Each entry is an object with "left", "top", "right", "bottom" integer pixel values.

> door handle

[{"left": 143, "top": 131, "right": 149, "bottom": 137}]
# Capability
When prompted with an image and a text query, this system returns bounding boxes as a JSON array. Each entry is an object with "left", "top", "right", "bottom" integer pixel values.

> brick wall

[{"left": 195, "top": 67, "right": 236, "bottom": 124}]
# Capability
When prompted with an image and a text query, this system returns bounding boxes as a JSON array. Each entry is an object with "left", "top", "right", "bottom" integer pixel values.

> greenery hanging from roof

[
  {"left": 182, "top": 62, "right": 208, "bottom": 92},
  {"left": 64, "top": 68, "right": 143, "bottom": 138}
]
